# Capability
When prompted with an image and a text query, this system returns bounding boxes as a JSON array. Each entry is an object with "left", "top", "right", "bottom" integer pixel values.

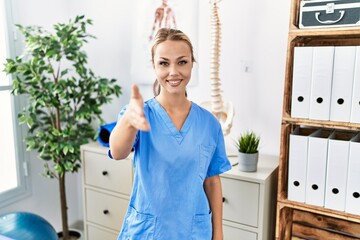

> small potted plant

[{"left": 235, "top": 130, "right": 260, "bottom": 172}]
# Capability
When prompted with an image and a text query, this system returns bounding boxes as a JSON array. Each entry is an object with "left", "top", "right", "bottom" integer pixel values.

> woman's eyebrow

[{"left": 158, "top": 56, "right": 188, "bottom": 61}]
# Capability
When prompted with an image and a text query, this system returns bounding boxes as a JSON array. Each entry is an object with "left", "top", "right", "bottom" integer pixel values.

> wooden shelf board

[
  {"left": 282, "top": 116, "right": 360, "bottom": 131},
  {"left": 277, "top": 199, "right": 360, "bottom": 224},
  {"left": 289, "top": 25, "right": 360, "bottom": 37}
]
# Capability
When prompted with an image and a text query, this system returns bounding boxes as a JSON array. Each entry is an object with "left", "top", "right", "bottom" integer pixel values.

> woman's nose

[{"left": 169, "top": 66, "right": 179, "bottom": 76}]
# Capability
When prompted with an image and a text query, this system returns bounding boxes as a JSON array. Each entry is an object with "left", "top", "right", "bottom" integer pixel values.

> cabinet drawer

[
  {"left": 87, "top": 225, "right": 119, "bottom": 240},
  {"left": 84, "top": 151, "right": 132, "bottom": 195},
  {"left": 221, "top": 177, "right": 259, "bottom": 227},
  {"left": 223, "top": 224, "right": 257, "bottom": 240},
  {"left": 85, "top": 189, "right": 129, "bottom": 231}
]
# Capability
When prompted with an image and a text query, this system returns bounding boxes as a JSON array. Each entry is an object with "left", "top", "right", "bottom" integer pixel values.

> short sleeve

[{"left": 206, "top": 128, "right": 231, "bottom": 178}]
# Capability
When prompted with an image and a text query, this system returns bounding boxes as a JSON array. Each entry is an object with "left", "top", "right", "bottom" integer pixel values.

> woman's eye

[
  {"left": 179, "top": 60, "right": 187, "bottom": 65},
  {"left": 159, "top": 61, "right": 169, "bottom": 66}
]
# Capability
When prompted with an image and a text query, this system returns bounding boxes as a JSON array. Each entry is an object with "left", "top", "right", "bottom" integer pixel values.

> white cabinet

[
  {"left": 81, "top": 142, "right": 133, "bottom": 240},
  {"left": 222, "top": 155, "right": 278, "bottom": 240}
]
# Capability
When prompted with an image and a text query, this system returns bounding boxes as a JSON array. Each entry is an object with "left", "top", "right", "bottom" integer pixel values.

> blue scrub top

[{"left": 116, "top": 98, "right": 231, "bottom": 240}]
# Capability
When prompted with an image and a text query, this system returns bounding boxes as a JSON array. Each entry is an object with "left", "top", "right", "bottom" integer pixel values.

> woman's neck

[{"left": 155, "top": 92, "right": 190, "bottom": 112}]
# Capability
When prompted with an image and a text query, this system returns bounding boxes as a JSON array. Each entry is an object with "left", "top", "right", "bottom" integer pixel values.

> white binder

[
  {"left": 288, "top": 127, "right": 316, "bottom": 203},
  {"left": 345, "top": 133, "right": 360, "bottom": 215},
  {"left": 325, "top": 131, "right": 355, "bottom": 211},
  {"left": 350, "top": 47, "right": 360, "bottom": 124},
  {"left": 291, "top": 47, "right": 313, "bottom": 119},
  {"left": 309, "top": 46, "right": 335, "bottom": 121},
  {"left": 305, "top": 129, "right": 332, "bottom": 207},
  {"left": 330, "top": 46, "right": 357, "bottom": 122}
]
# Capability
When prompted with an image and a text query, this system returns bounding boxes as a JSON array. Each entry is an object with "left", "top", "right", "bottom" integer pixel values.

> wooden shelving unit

[{"left": 276, "top": 0, "right": 360, "bottom": 239}]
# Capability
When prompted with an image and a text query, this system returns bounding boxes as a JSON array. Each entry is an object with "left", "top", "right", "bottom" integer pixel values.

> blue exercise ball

[{"left": 0, "top": 212, "right": 58, "bottom": 240}]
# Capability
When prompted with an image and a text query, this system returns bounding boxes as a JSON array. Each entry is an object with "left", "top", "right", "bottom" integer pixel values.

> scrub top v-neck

[
  {"left": 152, "top": 97, "right": 193, "bottom": 144},
  {"left": 117, "top": 98, "right": 231, "bottom": 240}
]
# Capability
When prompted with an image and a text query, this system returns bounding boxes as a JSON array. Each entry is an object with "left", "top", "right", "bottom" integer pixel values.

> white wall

[{"left": 0, "top": 0, "right": 290, "bottom": 231}]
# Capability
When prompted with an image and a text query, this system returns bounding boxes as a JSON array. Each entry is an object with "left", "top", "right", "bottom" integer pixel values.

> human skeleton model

[
  {"left": 149, "top": 0, "right": 177, "bottom": 41},
  {"left": 202, "top": 0, "right": 234, "bottom": 136}
]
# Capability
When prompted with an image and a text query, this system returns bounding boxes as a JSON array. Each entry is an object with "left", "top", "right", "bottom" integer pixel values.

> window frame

[{"left": 0, "top": 0, "right": 30, "bottom": 208}]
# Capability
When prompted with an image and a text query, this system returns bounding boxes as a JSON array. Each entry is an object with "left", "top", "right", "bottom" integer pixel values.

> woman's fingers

[
  {"left": 134, "top": 116, "right": 151, "bottom": 131},
  {"left": 128, "top": 108, "right": 150, "bottom": 131}
]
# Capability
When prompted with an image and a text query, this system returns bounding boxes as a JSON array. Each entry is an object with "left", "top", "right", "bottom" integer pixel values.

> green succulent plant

[{"left": 235, "top": 130, "right": 260, "bottom": 154}]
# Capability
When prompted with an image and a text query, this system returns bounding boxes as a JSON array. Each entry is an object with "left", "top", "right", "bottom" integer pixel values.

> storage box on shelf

[
  {"left": 299, "top": 0, "right": 360, "bottom": 29},
  {"left": 288, "top": 0, "right": 360, "bottom": 37},
  {"left": 81, "top": 142, "right": 133, "bottom": 240},
  {"left": 276, "top": 0, "right": 360, "bottom": 239}
]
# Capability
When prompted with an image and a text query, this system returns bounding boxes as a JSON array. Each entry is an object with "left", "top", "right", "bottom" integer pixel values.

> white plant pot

[{"left": 238, "top": 152, "right": 259, "bottom": 172}]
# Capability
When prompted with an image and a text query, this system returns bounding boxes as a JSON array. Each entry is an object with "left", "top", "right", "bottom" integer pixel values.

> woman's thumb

[{"left": 131, "top": 84, "right": 141, "bottom": 99}]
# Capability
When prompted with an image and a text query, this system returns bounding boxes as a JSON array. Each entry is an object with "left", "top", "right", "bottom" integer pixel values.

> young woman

[{"left": 109, "top": 28, "right": 231, "bottom": 240}]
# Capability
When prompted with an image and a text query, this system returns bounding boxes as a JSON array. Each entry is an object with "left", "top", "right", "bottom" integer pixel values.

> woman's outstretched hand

[{"left": 125, "top": 84, "right": 151, "bottom": 131}]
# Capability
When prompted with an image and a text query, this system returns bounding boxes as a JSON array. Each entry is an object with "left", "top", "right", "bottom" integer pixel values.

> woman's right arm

[{"left": 109, "top": 84, "right": 150, "bottom": 160}]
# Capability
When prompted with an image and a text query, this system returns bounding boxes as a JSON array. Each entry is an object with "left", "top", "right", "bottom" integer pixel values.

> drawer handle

[
  {"left": 102, "top": 171, "right": 108, "bottom": 176},
  {"left": 103, "top": 209, "right": 109, "bottom": 215}
]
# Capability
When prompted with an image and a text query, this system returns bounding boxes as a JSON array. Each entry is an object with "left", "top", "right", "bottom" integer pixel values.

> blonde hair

[{"left": 151, "top": 28, "right": 196, "bottom": 96}]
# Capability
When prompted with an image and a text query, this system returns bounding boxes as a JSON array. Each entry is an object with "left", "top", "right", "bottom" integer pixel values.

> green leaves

[
  {"left": 3, "top": 15, "right": 122, "bottom": 178},
  {"left": 18, "top": 113, "right": 34, "bottom": 128},
  {"left": 235, "top": 131, "right": 260, "bottom": 154}
]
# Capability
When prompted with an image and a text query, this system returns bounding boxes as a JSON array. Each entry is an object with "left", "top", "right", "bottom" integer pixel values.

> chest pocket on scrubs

[
  {"left": 199, "top": 145, "right": 215, "bottom": 181},
  {"left": 123, "top": 206, "right": 156, "bottom": 240},
  {"left": 191, "top": 211, "right": 212, "bottom": 240}
]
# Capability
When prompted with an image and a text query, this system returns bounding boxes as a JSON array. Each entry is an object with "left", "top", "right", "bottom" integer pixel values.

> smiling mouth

[{"left": 167, "top": 80, "right": 182, "bottom": 87}]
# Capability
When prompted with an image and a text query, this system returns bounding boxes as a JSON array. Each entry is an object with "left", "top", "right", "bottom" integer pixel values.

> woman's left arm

[{"left": 204, "top": 175, "right": 224, "bottom": 240}]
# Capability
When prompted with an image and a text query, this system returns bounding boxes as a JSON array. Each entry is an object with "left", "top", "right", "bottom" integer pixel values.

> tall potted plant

[{"left": 3, "top": 15, "right": 121, "bottom": 239}]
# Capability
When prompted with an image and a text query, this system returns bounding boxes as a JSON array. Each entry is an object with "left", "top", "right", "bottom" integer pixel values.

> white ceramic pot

[{"left": 238, "top": 152, "right": 259, "bottom": 172}]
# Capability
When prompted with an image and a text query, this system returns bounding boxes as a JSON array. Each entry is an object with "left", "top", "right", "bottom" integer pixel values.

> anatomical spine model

[{"left": 202, "top": 0, "right": 234, "bottom": 136}]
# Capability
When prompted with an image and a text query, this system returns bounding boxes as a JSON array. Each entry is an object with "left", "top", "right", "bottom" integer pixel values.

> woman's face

[{"left": 153, "top": 40, "right": 193, "bottom": 96}]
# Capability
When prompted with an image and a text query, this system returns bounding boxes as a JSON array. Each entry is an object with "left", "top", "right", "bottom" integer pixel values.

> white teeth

[{"left": 168, "top": 80, "right": 181, "bottom": 85}]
